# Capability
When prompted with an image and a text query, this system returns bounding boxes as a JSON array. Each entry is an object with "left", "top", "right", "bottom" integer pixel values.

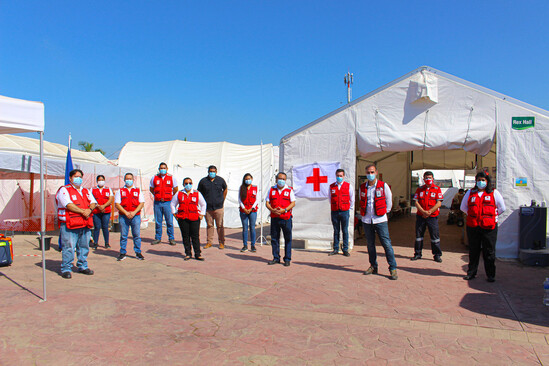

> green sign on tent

[{"left": 512, "top": 117, "right": 535, "bottom": 130}]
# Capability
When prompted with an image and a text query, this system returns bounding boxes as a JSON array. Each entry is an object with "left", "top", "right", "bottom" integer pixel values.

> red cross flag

[{"left": 292, "top": 162, "right": 340, "bottom": 198}]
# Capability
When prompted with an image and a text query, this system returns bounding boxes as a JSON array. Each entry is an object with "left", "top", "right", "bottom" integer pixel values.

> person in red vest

[
  {"left": 91, "top": 175, "right": 114, "bottom": 249},
  {"left": 460, "top": 171, "right": 505, "bottom": 282},
  {"left": 266, "top": 172, "right": 296, "bottom": 266},
  {"left": 171, "top": 177, "right": 207, "bottom": 261},
  {"left": 239, "top": 173, "right": 259, "bottom": 253},
  {"left": 149, "top": 162, "right": 178, "bottom": 246},
  {"left": 411, "top": 171, "right": 444, "bottom": 262},
  {"left": 360, "top": 164, "right": 398, "bottom": 280},
  {"left": 115, "top": 173, "right": 145, "bottom": 261},
  {"left": 55, "top": 169, "right": 97, "bottom": 279},
  {"left": 329, "top": 168, "right": 354, "bottom": 257}
]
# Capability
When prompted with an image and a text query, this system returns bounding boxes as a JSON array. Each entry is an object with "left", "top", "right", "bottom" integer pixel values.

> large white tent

[
  {"left": 280, "top": 66, "right": 549, "bottom": 258},
  {"left": 118, "top": 140, "right": 278, "bottom": 228},
  {"left": 0, "top": 95, "right": 46, "bottom": 300}
]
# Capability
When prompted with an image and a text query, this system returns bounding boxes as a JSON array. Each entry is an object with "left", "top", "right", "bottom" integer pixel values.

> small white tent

[
  {"left": 118, "top": 140, "right": 278, "bottom": 228},
  {"left": 280, "top": 66, "right": 549, "bottom": 258}
]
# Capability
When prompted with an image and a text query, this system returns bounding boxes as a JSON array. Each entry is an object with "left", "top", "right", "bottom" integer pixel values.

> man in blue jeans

[
  {"left": 266, "top": 172, "right": 296, "bottom": 267},
  {"left": 150, "top": 162, "right": 178, "bottom": 246},
  {"left": 329, "top": 168, "right": 354, "bottom": 257},
  {"left": 115, "top": 173, "right": 145, "bottom": 261},
  {"left": 359, "top": 164, "right": 398, "bottom": 280}
]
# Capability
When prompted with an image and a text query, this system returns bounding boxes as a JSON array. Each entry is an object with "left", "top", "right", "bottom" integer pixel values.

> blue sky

[{"left": 1, "top": 1, "right": 548, "bottom": 157}]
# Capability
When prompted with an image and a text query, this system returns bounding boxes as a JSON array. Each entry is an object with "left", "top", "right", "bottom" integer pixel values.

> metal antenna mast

[{"left": 344, "top": 71, "right": 353, "bottom": 104}]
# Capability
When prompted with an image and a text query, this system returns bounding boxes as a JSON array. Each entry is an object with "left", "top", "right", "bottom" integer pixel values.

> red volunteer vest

[
  {"left": 64, "top": 185, "right": 94, "bottom": 229},
  {"left": 56, "top": 187, "right": 66, "bottom": 227},
  {"left": 153, "top": 174, "right": 174, "bottom": 201},
  {"left": 330, "top": 181, "right": 351, "bottom": 211},
  {"left": 119, "top": 187, "right": 142, "bottom": 216},
  {"left": 92, "top": 187, "right": 112, "bottom": 214},
  {"left": 416, "top": 184, "right": 442, "bottom": 217},
  {"left": 466, "top": 190, "right": 497, "bottom": 230},
  {"left": 269, "top": 186, "right": 293, "bottom": 220},
  {"left": 359, "top": 180, "right": 387, "bottom": 217},
  {"left": 240, "top": 186, "right": 258, "bottom": 213},
  {"left": 175, "top": 191, "right": 200, "bottom": 221}
]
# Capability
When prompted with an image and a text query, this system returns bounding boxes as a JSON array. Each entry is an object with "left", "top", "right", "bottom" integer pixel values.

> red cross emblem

[{"left": 306, "top": 167, "right": 328, "bottom": 192}]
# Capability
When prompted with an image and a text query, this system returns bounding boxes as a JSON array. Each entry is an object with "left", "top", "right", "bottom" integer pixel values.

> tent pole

[
  {"left": 39, "top": 131, "right": 46, "bottom": 302},
  {"left": 257, "top": 141, "right": 267, "bottom": 246}
]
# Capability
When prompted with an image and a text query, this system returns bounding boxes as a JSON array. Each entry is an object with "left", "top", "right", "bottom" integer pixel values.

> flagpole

[{"left": 257, "top": 141, "right": 267, "bottom": 246}]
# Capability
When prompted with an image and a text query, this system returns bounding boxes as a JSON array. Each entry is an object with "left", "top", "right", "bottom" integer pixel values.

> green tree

[{"left": 78, "top": 141, "right": 105, "bottom": 155}]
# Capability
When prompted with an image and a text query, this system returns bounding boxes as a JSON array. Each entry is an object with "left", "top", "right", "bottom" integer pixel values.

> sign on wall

[{"left": 512, "top": 117, "right": 535, "bottom": 130}]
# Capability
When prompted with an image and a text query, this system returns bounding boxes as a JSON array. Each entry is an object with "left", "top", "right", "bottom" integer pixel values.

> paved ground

[{"left": 1, "top": 213, "right": 549, "bottom": 365}]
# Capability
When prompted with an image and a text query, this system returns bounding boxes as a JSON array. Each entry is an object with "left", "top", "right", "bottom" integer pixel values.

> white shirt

[
  {"left": 460, "top": 189, "right": 506, "bottom": 217},
  {"left": 238, "top": 185, "right": 260, "bottom": 210},
  {"left": 332, "top": 180, "right": 355, "bottom": 209},
  {"left": 265, "top": 184, "right": 296, "bottom": 202},
  {"left": 171, "top": 189, "right": 207, "bottom": 216},
  {"left": 115, "top": 186, "right": 145, "bottom": 204},
  {"left": 56, "top": 184, "right": 97, "bottom": 222},
  {"left": 149, "top": 174, "right": 178, "bottom": 189},
  {"left": 360, "top": 180, "right": 392, "bottom": 224}
]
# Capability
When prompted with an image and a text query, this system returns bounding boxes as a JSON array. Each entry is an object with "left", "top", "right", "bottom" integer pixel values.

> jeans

[
  {"left": 60, "top": 223, "right": 91, "bottom": 273},
  {"left": 120, "top": 215, "right": 142, "bottom": 254},
  {"left": 331, "top": 210, "right": 350, "bottom": 251},
  {"left": 271, "top": 217, "right": 292, "bottom": 262},
  {"left": 154, "top": 200, "right": 174, "bottom": 240},
  {"left": 92, "top": 212, "right": 110, "bottom": 245},
  {"left": 363, "top": 221, "right": 397, "bottom": 271},
  {"left": 240, "top": 211, "right": 257, "bottom": 248},
  {"left": 415, "top": 216, "right": 442, "bottom": 256},
  {"left": 177, "top": 218, "right": 201, "bottom": 257}
]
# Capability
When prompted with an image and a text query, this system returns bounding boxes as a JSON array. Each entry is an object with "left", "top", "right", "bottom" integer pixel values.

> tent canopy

[{"left": 0, "top": 95, "right": 44, "bottom": 133}]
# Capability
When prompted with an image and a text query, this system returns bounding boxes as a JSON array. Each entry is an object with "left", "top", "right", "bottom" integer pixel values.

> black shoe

[
  {"left": 240, "top": 247, "right": 248, "bottom": 252},
  {"left": 434, "top": 255, "right": 442, "bottom": 263},
  {"left": 151, "top": 239, "right": 161, "bottom": 245},
  {"left": 250, "top": 247, "right": 257, "bottom": 253},
  {"left": 61, "top": 272, "right": 72, "bottom": 279},
  {"left": 78, "top": 268, "right": 94, "bottom": 275},
  {"left": 283, "top": 261, "right": 290, "bottom": 267},
  {"left": 411, "top": 255, "right": 422, "bottom": 261},
  {"left": 363, "top": 266, "right": 378, "bottom": 275},
  {"left": 328, "top": 251, "right": 338, "bottom": 256},
  {"left": 169, "top": 240, "right": 176, "bottom": 246},
  {"left": 195, "top": 256, "right": 205, "bottom": 261},
  {"left": 117, "top": 253, "right": 126, "bottom": 261},
  {"left": 267, "top": 259, "right": 280, "bottom": 265},
  {"left": 136, "top": 253, "right": 145, "bottom": 260},
  {"left": 104, "top": 243, "right": 111, "bottom": 249},
  {"left": 342, "top": 251, "right": 350, "bottom": 257},
  {"left": 486, "top": 277, "right": 495, "bottom": 282},
  {"left": 463, "top": 274, "right": 476, "bottom": 280}
]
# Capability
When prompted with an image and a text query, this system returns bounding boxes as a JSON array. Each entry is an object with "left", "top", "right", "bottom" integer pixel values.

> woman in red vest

[
  {"left": 460, "top": 171, "right": 506, "bottom": 282},
  {"left": 239, "top": 173, "right": 259, "bottom": 253},
  {"left": 91, "top": 175, "right": 114, "bottom": 249}
]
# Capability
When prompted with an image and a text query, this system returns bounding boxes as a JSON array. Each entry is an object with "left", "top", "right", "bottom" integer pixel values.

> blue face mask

[
  {"left": 476, "top": 180, "right": 487, "bottom": 189},
  {"left": 336, "top": 176, "right": 344, "bottom": 184},
  {"left": 366, "top": 174, "right": 376, "bottom": 181},
  {"left": 209, "top": 172, "right": 216, "bottom": 179},
  {"left": 277, "top": 179, "right": 286, "bottom": 188},
  {"left": 184, "top": 183, "right": 192, "bottom": 191},
  {"left": 125, "top": 180, "right": 133, "bottom": 187},
  {"left": 73, "top": 177, "right": 83, "bottom": 186},
  {"left": 245, "top": 179, "right": 252, "bottom": 185},
  {"left": 159, "top": 169, "right": 167, "bottom": 175}
]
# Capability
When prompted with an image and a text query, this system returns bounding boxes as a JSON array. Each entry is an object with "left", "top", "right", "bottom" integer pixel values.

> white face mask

[{"left": 97, "top": 181, "right": 105, "bottom": 187}]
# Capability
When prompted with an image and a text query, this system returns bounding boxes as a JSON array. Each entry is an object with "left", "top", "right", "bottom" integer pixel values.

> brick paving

[{"left": 1, "top": 214, "right": 548, "bottom": 365}]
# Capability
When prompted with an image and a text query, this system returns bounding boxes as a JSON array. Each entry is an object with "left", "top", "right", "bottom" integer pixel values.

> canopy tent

[
  {"left": 0, "top": 95, "right": 46, "bottom": 301},
  {"left": 118, "top": 140, "right": 279, "bottom": 228},
  {"left": 280, "top": 66, "right": 549, "bottom": 258}
]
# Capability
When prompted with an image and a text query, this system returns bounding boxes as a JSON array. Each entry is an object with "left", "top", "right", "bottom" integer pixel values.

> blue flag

[{"left": 64, "top": 145, "right": 73, "bottom": 185}]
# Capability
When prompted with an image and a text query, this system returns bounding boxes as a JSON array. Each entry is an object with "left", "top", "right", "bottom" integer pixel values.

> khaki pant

[{"left": 205, "top": 208, "right": 225, "bottom": 245}]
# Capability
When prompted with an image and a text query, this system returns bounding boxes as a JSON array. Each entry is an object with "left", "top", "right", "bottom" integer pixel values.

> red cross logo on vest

[{"left": 306, "top": 168, "right": 328, "bottom": 191}]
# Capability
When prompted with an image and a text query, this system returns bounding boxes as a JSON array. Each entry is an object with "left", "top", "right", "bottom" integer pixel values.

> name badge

[{"left": 376, "top": 190, "right": 381, "bottom": 198}]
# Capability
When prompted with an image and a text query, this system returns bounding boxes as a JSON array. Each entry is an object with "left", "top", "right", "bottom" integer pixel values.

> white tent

[
  {"left": 118, "top": 140, "right": 279, "bottom": 228},
  {"left": 280, "top": 66, "right": 549, "bottom": 258},
  {"left": 0, "top": 95, "right": 46, "bottom": 300}
]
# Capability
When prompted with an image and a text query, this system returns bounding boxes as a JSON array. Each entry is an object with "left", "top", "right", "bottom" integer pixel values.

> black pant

[
  {"left": 466, "top": 225, "right": 497, "bottom": 278},
  {"left": 177, "top": 218, "right": 201, "bottom": 257},
  {"left": 415, "top": 216, "right": 442, "bottom": 256}
]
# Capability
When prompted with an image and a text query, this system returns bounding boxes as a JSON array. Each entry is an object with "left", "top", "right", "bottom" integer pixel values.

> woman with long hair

[
  {"left": 460, "top": 171, "right": 506, "bottom": 282},
  {"left": 238, "top": 173, "right": 258, "bottom": 252}
]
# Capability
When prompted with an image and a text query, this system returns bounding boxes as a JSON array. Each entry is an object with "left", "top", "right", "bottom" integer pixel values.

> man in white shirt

[
  {"left": 56, "top": 169, "right": 97, "bottom": 279},
  {"left": 266, "top": 172, "right": 296, "bottom": 266},
  {"left": 329, "top": 168, "right": 355, "bottom": 256},
  {"left": 359, "top": 164, "right": 398, "bottom": 280}
]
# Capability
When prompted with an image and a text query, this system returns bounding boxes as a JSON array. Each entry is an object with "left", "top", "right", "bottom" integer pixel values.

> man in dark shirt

[{"left": 197, "top": 165, "right": 228, "bottom": 249}]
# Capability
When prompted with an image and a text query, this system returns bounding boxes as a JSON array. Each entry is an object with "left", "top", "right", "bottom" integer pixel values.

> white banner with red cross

[{"left": 292, "top": 162, "right": 340, "bottom": 198}]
